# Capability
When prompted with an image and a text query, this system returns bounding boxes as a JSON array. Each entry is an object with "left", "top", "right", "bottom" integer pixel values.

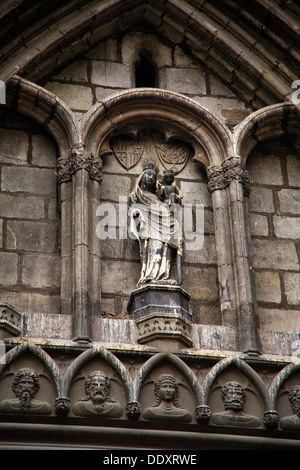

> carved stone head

[
  {"left": 12, "top": 367, "right": 40, "bottom": 410},
  {"left": 288, "top": 386, "right": 300, "bottom": 417},
  {"left": 154, "top": 374, "right": 179, "bottom": 406},
  {"left": 221, "top": 381, "right": 246, "bottom": 411},
  {"left": 84, "top": 371, "right": 111, "bottom": 405}
]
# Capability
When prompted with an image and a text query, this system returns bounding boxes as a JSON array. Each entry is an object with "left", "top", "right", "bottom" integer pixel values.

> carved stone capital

[
  {"left": 222, "top": 156, "right": 250, "bottom": 196},
  {"left": 89, "top": 154, "right": 103, "bottom": 183},
  {"left": 57, "top": 156, "right": 72, "bottom": 184},
  {"left": 207, "top": 164, "right": 226, "bottom": 192},
  {"left": 70, "top": 144, "right": 91, "bottom": 174},
  {"left": 57, "top": 144, "right": 103, "bottom": 184},
  {"left": 207, "top": 157, "right": 250, "bottom": 196}
]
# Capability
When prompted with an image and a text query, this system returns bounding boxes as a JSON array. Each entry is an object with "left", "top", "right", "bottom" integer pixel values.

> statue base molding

[{"left": 127, "top": 284, "right": 192, "bottom": 351}]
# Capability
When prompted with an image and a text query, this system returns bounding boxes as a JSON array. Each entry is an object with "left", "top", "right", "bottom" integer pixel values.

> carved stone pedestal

[{"left": 127, "top": 284, "right": 192, "bottom": 351}]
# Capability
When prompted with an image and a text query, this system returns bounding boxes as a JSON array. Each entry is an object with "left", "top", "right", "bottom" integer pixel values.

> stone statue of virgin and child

[{"left": 128, "top": 163, "right": 183, "bottom": 287}]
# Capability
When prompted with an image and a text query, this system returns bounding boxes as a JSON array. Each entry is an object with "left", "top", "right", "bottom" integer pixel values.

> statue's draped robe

[{"left": 129, "top": 173, "right": 182, "bottom": 285}]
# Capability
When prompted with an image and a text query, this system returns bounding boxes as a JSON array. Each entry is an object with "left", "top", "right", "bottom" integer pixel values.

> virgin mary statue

[{"left": 128, "top": 163, "right": 183, "bottom": 287}]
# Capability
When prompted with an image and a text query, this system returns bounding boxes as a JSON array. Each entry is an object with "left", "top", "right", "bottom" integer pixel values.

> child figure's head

[{"left": 163, "top": 170, "right": 175, "bottom": 185}]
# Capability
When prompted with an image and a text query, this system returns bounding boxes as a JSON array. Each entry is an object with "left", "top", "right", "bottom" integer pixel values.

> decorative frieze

[{"left": 0, "top": 342, "right": 299, "bottom": 436}]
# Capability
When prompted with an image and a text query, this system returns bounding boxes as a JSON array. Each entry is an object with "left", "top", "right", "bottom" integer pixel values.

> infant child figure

[{"left": 158, "top": 170, "right": 182, "bottom": 206}]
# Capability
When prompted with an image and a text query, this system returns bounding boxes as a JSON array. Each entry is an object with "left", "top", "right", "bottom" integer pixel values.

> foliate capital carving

[
  {"left": 57, "top": 156, "right": 73, "bottom": 184},
  {"left": 89, "top": 154, "right": 103, "bottom": 183},
  {"left": 57, "top": 144, "right": 103, "bottom": 184},
  {"left": 70, "top": 144, "right": 91, "bottom": 173},
  {"left": 223, "top": 156, "right": 250, "bottom": 196},
  {"left": 207, "top": 164, "right": 226, "bottom": 192},
  {"left": 207, "top": 156, "right": 250, "bottom": 196}
]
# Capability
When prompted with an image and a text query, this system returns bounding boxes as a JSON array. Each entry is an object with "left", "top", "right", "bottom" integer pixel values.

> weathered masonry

[{"left": 0, "top": 0, "right": 300, "bottom": 450}]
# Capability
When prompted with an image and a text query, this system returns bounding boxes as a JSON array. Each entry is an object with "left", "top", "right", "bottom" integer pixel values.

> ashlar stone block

[
  {"left": 100, "top": 174, "right": 132, "bottom": 202},
  {"left": 284, "top": 273, "right": 300, "bottom": 305},
  {"left": 159, "top": 67, "right": 206, "bottom": 95},
  {"left": 247, "top": 154, "right": 283, "bottom": 186},
  {"left": 52, "top": 60, "right": 88, "bottom": 83},
  {"left": 249, "top": 213, "right": 269, "bottom": 236},
  {"left": 251, "top": 239, "right": 299, "bottom": 271},
  {"left": 22, "top": 254, "right": 61, "bottom": 288},
  {"left": 45, "top": 82, "right": 94, "bottom": 111},
  {"left": 85, "top": 39, "right": 118, "bottom": 61},
  {"left": 278, "top": 189, "right": 300, "bottom": 215},
  {"left": 2, "top": 166, "right": 56, "bottom": 195},
  {"left": 180, "top": 181, "right": 212, "bottom": 207},
  {"left": 6, "top": 220, "right": 57, "bottom": 252},
  {"left": 91, "top": 61, "right": 134, "bottom": 88},
  {"left": 0, "top": 195, "right": 45, "bottom": 219},
  {"left": 254, "top": 271, "right": 281, "bottom": 304},
  {"left": 287, "top": 155, "right": 300, "bottom": 187},
  {"left": 183, "top": 266, "right": 218, "bottom": 301},
  {"left": 258, "top": 308, "right": 300, "bottom": 332},
  {"left": 274, "top": 215, "right": 300, "bottom": 239},
  {"left": 0, "top": 252, "right": 18, "bottom": 285},
  {"left": 32, "top": 134, "right": 57, "bottom": 168},
  {"left": 248, "top": 186, "right": 274, "bottom": 213},
  {"left": 0, "top": 129, "right": 28, "bottom": 165}
]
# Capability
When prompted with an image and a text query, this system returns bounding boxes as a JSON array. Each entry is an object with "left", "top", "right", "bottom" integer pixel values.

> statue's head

[
  {"left": 139, "top": 162, "right": 158, "bottom": 192},
  {"left": 12, "top": 368, "right": 40, "bottom": 399},
  {"left": 221, "top": 381, "right": 246, "bottom": 411},
  {"left": 288, "top": 386, "right": 300, "bottom": 416},
  {"left": 154, "top": 374, "right": 179, "bottom": 404},
  {"left": 85, "top": 371, "right": 111, "bottom": 404},
  {"left": 163, "top": 170, "right": 175, "bottom": 184}
]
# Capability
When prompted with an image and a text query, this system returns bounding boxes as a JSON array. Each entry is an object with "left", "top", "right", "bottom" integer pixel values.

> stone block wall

[
  {"left": 0, "top": 109, "right": 61, "bottom": 335},
  {"left": 43, "top": 32, "right": 251, "bottom": 128},
  {"left": 247, "top": 137, "right": 300, "bottom": 338},
  {"left": 41, "top": 31, "right": 252, "bottom": 329},
  {"left": 1, "top": 30, "right": 299, "bottom": 354}
]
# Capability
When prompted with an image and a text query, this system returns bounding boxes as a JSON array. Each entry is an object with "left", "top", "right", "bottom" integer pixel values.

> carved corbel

[
  {"left": 195, "top": 404, "right": 211, "bottom": 424},
  {"left": 126, "top": 401, "right": 141, "bottom": 420}
]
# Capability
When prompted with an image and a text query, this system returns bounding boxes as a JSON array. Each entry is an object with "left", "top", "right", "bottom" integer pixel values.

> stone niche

[{"left": 99, "top": 122, "right": 214, "bottom": 350}]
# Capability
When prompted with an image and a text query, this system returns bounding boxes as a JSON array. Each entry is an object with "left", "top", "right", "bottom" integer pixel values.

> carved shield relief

[
  {"left": 110, "top": 130, "right": 192, "bottom": 173},
  {"left": 111, "top": 137, "right": 144, "bottom": 170},
  {"left": 155, "top": 141, "right": 190, "bottom": 174}
]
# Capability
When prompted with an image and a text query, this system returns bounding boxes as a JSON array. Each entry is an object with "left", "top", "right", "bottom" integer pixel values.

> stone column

[
  {"left": 57, "top": 145, "right": 103, "bottom": 343},
  {"left": 222, "top": 156, "right": 261, "bottom": 355},
  {"left": 57, "top": 154, "right": 73, "bottom": 318},
  {"left": 207, "top": 165, "right": 237, "bottom": 328}
]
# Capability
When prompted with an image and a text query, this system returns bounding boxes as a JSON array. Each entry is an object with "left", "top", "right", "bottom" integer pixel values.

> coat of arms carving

[
  {"left": 111, "top": 137, "right": 144, "bottom": 170},
  {"left": 155, "top": 140, "right": 190, "bottom": 174},
  {"left": 110, "top": 129, "right": 191, "bottom": 173}
]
